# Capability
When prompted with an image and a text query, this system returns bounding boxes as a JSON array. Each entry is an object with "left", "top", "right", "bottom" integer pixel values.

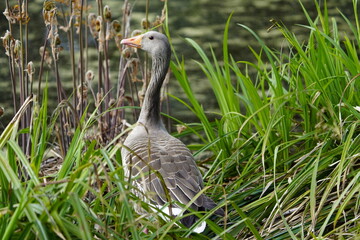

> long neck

[{"left": 138, "top": 52, "right": 170, "bottom": 128}]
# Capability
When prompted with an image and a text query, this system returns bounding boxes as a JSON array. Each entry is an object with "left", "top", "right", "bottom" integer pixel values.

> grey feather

[{"left": 121, "top": 32, "right": 223, "bottom": 232}]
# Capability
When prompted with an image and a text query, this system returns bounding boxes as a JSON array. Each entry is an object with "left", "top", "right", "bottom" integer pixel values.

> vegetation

[{"left": 0, "top": 0, "right": 359, "bottom": 239}]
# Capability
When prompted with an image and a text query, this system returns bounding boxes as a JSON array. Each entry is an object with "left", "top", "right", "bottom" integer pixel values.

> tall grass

[
  {"left": 171, "top": 1, "right": 359, "bottom": 239},
  {"left": 0, "top": 0, "right": 359, "bottom": 239}
]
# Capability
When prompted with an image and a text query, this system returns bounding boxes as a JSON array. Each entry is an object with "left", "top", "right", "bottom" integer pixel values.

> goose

[{"left": 120, "top": 31, "right": 224, "bottom": 233}]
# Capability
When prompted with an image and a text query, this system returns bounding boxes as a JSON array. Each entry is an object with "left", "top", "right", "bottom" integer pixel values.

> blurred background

[{"left": 0, "top": 0, "right": 354, "bottom": 131}]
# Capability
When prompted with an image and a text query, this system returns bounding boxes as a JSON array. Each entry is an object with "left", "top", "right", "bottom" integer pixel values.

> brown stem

[
  {"left": 114, "top": 0, "right": 130, "bottom": 135},
  {"left": 24, "top": 0, "right": 31, "bottom": 156},
  {"left": 64, "top": 2, "right": 78, "bottom": 127},
  {"left": 37, "top": 28, "right": 49, "bottom": 99},
  {"left": 6, "top": 0, "right": 17, "bottom": 113},
  {"left": 17, "top": 0, "right": 26, "bottom": 152},
  {"left": 53, "top": 51, "right": 68, "bottom": 155},
  {"left": 79, "top": 0, "right": 85, "bottom": 117}
]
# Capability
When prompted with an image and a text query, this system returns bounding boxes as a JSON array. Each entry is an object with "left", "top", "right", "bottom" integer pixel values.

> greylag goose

[{"left": 120, "top": 31, "right": 224, "bottom": 233}]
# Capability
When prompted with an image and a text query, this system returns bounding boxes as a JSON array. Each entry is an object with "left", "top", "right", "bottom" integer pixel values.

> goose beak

[{"left": 121, "top": 34, "right": 143, "bottom": 48}]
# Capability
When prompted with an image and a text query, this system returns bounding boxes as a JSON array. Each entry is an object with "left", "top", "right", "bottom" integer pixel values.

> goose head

[{"left": 121, "top": 31, "right": 170, "bottom": 58}]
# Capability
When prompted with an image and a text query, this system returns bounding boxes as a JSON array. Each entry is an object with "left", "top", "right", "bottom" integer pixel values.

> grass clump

[
  {"left": 171, "top": 1, "right": 359, "bottom": 239},
  {"left": 0, "top": 0, "right": 359, "bottom": 239}
]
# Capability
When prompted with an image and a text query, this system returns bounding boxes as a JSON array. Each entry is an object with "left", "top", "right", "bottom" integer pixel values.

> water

[
  {"left": 140, "top": 0, "right": 354, "bottom": 120},
  {"left": 0, "top": 0, "right": 354, "bottom": 128}
]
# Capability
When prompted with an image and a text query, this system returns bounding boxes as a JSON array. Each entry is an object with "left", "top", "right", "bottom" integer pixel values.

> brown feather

[{"left": 120, "top": 32, "right": 223, "bottom": 233}]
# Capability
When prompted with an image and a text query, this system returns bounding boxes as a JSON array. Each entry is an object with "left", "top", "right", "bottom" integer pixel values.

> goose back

[{"left": 121, "top": 124, "right": 206, "bottom": 211}]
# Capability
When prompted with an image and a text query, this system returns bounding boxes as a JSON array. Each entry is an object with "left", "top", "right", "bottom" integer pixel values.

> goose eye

[{"left": 149, "top": 36, "right": 154, "bottom": 40}]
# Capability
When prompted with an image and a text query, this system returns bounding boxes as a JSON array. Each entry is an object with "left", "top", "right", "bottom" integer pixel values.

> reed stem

[{"left": 79, "top": 0, "right": 85, "bottom": 117}]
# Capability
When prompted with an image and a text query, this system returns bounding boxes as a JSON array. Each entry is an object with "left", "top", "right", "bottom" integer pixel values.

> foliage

[
  {"left": 171, "top": 1, "right": 359, "bottom": 239},
  {"left": 0, "top": 0, "right": 359, "bottom": 239}
]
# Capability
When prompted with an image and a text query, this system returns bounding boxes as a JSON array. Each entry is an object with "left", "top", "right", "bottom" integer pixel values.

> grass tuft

[{"left": 0, "top": 0, "right": 359, "bottom": 239}]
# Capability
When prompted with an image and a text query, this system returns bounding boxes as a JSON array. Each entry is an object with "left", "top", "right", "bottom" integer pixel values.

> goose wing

[{"left": 123, "top": 133, "right": 205, "bottom": 210}]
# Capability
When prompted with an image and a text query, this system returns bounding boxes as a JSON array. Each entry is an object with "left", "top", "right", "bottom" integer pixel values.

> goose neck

[{"left": 138, "top": 54, "right": 170, "bottom": 127}]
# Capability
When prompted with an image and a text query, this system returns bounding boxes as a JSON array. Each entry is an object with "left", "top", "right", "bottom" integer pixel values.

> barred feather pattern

[
  {"left": 121, "top": 125, "right": 224, "bottom": 229},
  {"left": 120, "top": 31, "right": 223, "bottom": 232}
]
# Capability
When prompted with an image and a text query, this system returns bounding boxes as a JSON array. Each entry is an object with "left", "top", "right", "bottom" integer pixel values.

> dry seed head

[
  {"left": 104, "top": 5, "right": 112, "bottom": 21},
  {"left": 3, "top": 7, "right": 16, "bottom": 24},
  {"left": 27, "top": 61, "right": 35, "bottom": 74},
  {"left": 85, "top": 70, "right": 94, "bottom": 82},
  {"left": 96, "top": 92, "right": 103, "bottom": 107},
  {"left": 107, "top": 20, "right": 120, "bottom": 40},
  {"left": 39, "top": 46, "right": 52, "bottom": 66},
  {"left": 76, "top": 83, "right": 88, "bottom": 111},
  {"left": 108, "top": 98, "right": 115, "bottom": 107},
  {"left": 55, "top": 36, "right": 61, "bottom": 45},
  {"left": 1, "top": 30, "right": 14, "bottom": 56},
  {"left": 112, "top": 20, "right": 121, "bottom": 33},
  {"left": 131, "top": 30, "right": 142, "bottom": 37},
  {"left": 129, "top": 59, "right": 140, "bottom": 83},
  {"left": 77, "top": 83, "right": 88, "bottom": 99},
  {"left": 5, "top": 5, "right": 18, "bottom": 24},
  {"left": 88, "top": 13, "right": 98, "bottom": 38},
  {"left": 95, "top": 16, "right": 102, "bottom": 32},
  {"left": 3, "top": 4, "right": 29, "bottom": 24},
  {"left": 176, "top": 125, "right": 187, "bottom": 134},
  {"left": 51, "top": 34, "right": 63, "bottom": 60},
  {"left": 13, "top": 5, "right": 20, "bottom": 14},
  {"left": 25, "top": 61, "right": 35, "bottom": 82},
  {"left": 43, "top": 0, "right": 57, "bottom": 26},
  {"left": 19, "top": 2, "right": 30, "bottom": 24},
  {"left": 75, "top": 15, "right": 81, "bottom": 34},
  {"left": 121, "top": 47, "right": 133, "bottom": 58},
  {"left": 141, "top": 18, "right": 150, "bottom": 29},
  {"left": 13, "top": 40, "right": 22, "bottom": 61},
  {"left": 152, "top": 15, "right": 164, "bottom": 28},
  {"left": 115, "top": 33, "right": 123, "bottom": 50},
  {"left": 96, "top": 16, "right": 104, "bottom": 51},
  {"left": 43, "top": 0, "right": 56, "bottom": 11}
]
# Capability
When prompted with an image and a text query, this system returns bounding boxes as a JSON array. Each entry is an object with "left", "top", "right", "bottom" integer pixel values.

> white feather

[{"left": 153, "top": 205, "right": 207, "bottom": 233}]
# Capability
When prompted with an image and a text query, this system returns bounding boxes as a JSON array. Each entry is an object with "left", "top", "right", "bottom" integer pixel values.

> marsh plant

[
  {"left": 0, "top": 0, "right": 359, "bottom": 239},
  {"left": 2, "top": 0, "right": 168, "bottom": 154}
]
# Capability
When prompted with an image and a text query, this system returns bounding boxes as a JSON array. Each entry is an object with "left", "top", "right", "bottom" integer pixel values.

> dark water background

[{"left": 0, "top": 0, "right": 355, "bottom": 130}]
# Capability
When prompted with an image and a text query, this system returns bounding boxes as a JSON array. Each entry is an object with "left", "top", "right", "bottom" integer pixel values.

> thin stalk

[
  {"left": 17, "top": 58, "right": 25, "bottom": 152},
  {"left": 65, "top": 2, "right": 78, "bottom": 126},
  {"left": 37, "top": 28, "right": 49, "bottom": 99},
  {"left": 17, "top": 0, "right": 25, "bottom": 107},
  {"left": 165, "top": 77, "right": 171, "bottom": 130},
  {"left": 24, "top": 0, "right": 31, "bottom": 157},
  {"left": 161, "top": 1, "right": 171, "bottom": 131},
  {"left": 116, "top": 0, "right": 130, "bottom": 99},
  {"left": 97, "top": 49, "right": 104, "bottom": 138},
  {"left": 55, "top": 61, "right": 67, "bottom": 155},
  {"left": 79, "top": 0, "right": 85, "bottom": 117},
  {"left": 17, "top": 0, "right": 26, "bottom": 153},
  {"left": 104, "top": 23, "right": 111, "bottom": 136},
  {"left": 5, "top": 0, "right": 13, "bottom": 35},
  {"left": 115, "top": 0, "right": 130, "bottom": 129},
  {"left": 24, "top": 0, "right": 29, "bottom": 96},
  {"left": 6, "top": 0, "right": 17, "bottom": 113},
  {"left": 9, "top": 56, "right": 17, "bottom": 113},
  {"left": 96, "top": 0, "right": 104, "bottom": 139},
  {"left": 98, "top": 2, "right": 111, "bottom": 137},
  {"left": 85, "top": 0, "right": 89, "bottom": 71},
  {"left": 143, "top": 0, "right": 150, "bottom": 97}
]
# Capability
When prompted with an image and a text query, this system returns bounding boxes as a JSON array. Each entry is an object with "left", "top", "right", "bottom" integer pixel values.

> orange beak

[{"left": 120, "top": 34, "right": 143, "bottom": 48}]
